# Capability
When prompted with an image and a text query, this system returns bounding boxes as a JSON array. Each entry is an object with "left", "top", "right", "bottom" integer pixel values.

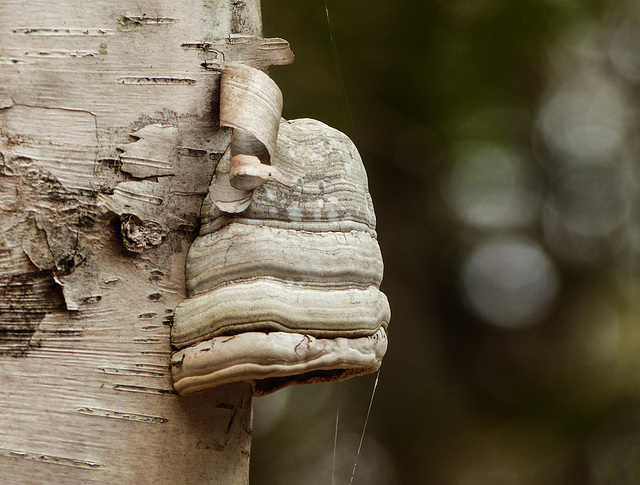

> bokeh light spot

[
  {"left": 461, "top": 236, "right": 560, "bottom": 328},
  {"left": 445, "top": 142, "right": 540, "bottom": 229},
  {"left": 539, "top": 77, "right": 626, "bottom": 165}
]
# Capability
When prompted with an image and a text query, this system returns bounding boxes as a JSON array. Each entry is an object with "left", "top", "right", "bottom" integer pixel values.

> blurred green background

[{"left": 251, "top": 1, "right": 640, "bottom": 483}]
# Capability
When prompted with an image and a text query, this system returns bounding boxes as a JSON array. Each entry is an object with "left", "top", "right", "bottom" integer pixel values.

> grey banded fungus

[{"left": 170, "top": 65, "right": 390, "bottom": 396}]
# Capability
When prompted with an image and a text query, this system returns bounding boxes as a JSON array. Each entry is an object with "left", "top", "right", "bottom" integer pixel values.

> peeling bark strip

[
  {"left": 0, "top": 104, "right": 99, "bottom": 190},
  {"left": 117, "top": 124, "right": 178, "bottom": 178},
  {"left": 0, "top": 0, "right": 263, "bottom": 483},
  {"left": 183, "top": 35, "right": 295, "bottom": 70}
]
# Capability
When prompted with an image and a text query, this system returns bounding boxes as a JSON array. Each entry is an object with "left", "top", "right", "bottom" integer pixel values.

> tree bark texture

[{"left": 0, "top": 1, "right": 286, "bottom": 483}]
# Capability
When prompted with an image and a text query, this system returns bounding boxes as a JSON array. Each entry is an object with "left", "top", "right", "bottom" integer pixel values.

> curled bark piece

[
  {"left": 220, "top": 64, "right": 281, "bottom": 160},
  {"left": 171, "top": 327, "right": 388, "bottom": 396},
  {"left": 228, "top": 153, "right": 292, "bottom": 190},
  {"left": 220, "top": 63, "right": 285, "bottom": 190},
  {"left": 208, "top": 148, "right": 252, "bottom": 213}
]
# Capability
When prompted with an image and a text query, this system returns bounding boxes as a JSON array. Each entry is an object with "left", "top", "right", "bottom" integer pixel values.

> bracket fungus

[{"left": 170, "top": 64, "right": 390, "bottom": 396}]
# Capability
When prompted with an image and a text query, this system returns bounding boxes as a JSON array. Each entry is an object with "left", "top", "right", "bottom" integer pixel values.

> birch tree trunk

[{"left": 0, "top": 1, "right": 290, "bottom": 482}]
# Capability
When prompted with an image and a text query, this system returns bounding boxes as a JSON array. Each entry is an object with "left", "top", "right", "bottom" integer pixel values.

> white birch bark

[{"left": 0, "top": 1, "right": 289, "bottom": 482}]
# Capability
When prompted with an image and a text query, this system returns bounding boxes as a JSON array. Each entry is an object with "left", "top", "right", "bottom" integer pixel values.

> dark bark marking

[
  {"left": 226, "top": 408, "right": 238, "bottom": 434},
  {"left": 77, "top": 407, "right": 168, "bottom": 424},
  {"left": 112, "top": 384, "right": 176, "bottom": 395},
  {"left": 116, "top": 15, "right": 177, "bottom": 32},
  {"left": 0, "top": 448, "right": 104, "bottom": 469},
  {"left": 230, "top": 0, "right": 248, "bottom": 34},
  {"left": 117, "top": 77, "right": 197, "bottom": 85},
  {"left": 13, "top": 28, "right": 114, "bottom": 36},
  {"left": 99, "top": 366, "right": 165, "bottom": 377},
  {"left": 0, "top": 270, "right": 65, "bottom": 357}
]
